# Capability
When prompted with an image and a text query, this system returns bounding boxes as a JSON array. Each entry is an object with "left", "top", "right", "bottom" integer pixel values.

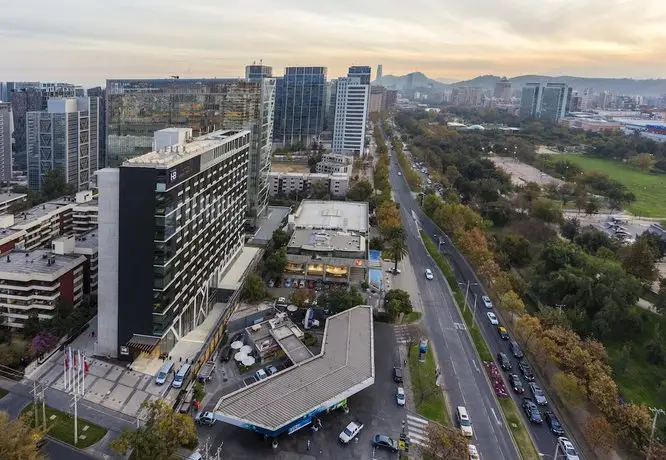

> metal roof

[{"left": 214, "top": 305, "right": 374, "bottom": 431}]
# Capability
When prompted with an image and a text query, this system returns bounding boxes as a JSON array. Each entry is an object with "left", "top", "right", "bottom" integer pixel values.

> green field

[
  {"left": 21, "top": 403, "right": 107, "bottom": 449},
  {"left": 558, "top": 154, "right": 666, "bottom": 217},
  {"left": 408, "top": 343, "right": 450, "bottom": 426}
]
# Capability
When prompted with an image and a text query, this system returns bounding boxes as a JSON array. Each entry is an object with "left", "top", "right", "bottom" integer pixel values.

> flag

[
  {"left": 84, "top": 356, "right": 89, "bottom": 373},
  {"left": 64, "top": 350, "right": 69, "bottom": 370},
  {"left": 73, "top": 351, "right": 78, "bottom": 371}
]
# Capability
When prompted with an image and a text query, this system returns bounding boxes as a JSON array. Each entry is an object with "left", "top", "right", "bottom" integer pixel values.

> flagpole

[{"left": 63, "top": 350, "right": 67, "bottom": 390}]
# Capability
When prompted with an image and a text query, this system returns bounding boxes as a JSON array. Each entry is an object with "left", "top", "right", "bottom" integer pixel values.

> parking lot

[{"left": 199, "top": 323, "right": 410, "bottom": 460}]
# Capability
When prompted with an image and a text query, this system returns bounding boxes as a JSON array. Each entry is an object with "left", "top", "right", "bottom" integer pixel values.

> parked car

[
  {"left": 265, "top": 365, "right": 278, "bottom": 376},
  {"left": 393, "top": 367, "right": 404, "bottom": 383},
  {"left": 522, "top": 398, "right": 542, "bottom": 424},
  {"left": 497, "top": 326, "right": 509, "bottom": 340},
  {"left": 339, "top": 420, "right": 364, "bottom": 444},
  {"left": 557, "top": 437, "right": 580, "bottom": 460},
  {"left": 482, "top": 296, "right": 493, "bottom": 308},
  {"left": 486, "top": 312, "right": 499, "bottom": 325},
  {"left": 468, "top": 444, "right": 480, "bottom": 460},
  {"left": 222, "top": 346, "right": 233, "bottom": 362},
  {"left": 299, "top": 279, "right": 306, "bottom": 288},
  {"left": 195, "top": 411, "right": 216, "bottom": 426},
  {"left": 267, "top": 279, "right": 274, "bottom": 288},
  {"left": 529, "top": 382, "right": 548, "bottom": 405},
  {"left": 372, "top": 434, "right": 398, "bottom": 452},
  {"left": 544, "top": 411, "right": 565, "bottom": 436},
  {"left": 509, "top": 340, "right": 524, "bottom": 358},
  {"left": 425, "top": 268, "right": 434, "bottom": 280},
  {"left": 518, "top": 360, "right": 535, "bottom": 381},
  {"left": 396, "top": 387, "right": 406, "bottom": 406},
  {"left": 255, "top": 369, "right": 267, "bottom": 380},
  {"left": 509, "top": 374, "right": 524, "bottom": 394},
  {"left": 497, "top": 352, "right": 512, "bottom": 371},
  {"left": 284, "top": 278, "right": 292, "bottom": 288}
]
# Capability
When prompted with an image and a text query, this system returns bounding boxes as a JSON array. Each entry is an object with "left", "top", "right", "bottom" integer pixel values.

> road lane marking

[
  {"left": 491, "top": 408, "right": 501, "bottom": 425},
  {"left": 472, "top": 359, "right": 479, "bottom": 372}
]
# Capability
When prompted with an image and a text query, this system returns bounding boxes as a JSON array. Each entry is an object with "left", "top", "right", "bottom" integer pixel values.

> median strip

[
  {"left": 420, "top": 229, "right": 539, "bottom": 460},
  {"left": 408, "top": 343, "right": 450, "bottom": 426}
]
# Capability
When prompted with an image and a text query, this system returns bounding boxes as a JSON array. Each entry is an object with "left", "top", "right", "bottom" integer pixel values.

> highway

[
  {"left": 389, "top": 128, "right": 578, "bottom": 458},
  {"left": 386, "top": 146, "right": 519, "bottom": 458}
]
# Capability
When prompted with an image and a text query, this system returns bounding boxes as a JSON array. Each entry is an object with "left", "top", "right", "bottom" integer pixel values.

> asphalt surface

[
  {"left": 387, "top": 148, "right": 519, "bottom": 458},
  {"left": 202, "top": 322, "right": 408, "bottom": 460},
  {"left": 394, "top": 133, "right": 579, "bottom": 457},
  {"left": 42, "top": 439, "right": 100, "bottom": 460}
]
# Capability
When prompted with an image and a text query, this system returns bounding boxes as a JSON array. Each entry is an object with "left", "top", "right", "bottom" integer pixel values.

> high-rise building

[
  {"left": 105, "top": 78, "right": 275, "bottom": 225},
  {"left": 539, "top": 83, "right": 571, "bottom": 121},
  {"left": 97, "top": 129, "right": 251, "bottom": 357},
  {"left": 520, "top": 83, "right": 542, "bottom": 118},
  {"left": 246, "top": 64, "right": 272, "bottom": 80},
  {"left": 348, "top": 66, "right": 372, "bottom": 85},
  {"left": 87, "top": 87, "right": 106, "bottom": 168},
  {"left": 494, "top": 77, "right": 512, "bottom": 100},
  {"left": 451, "top": 87, "right": 484, "bottom": 107},
  {"left": 332, "top": 76, "right": 369, "bottom": 155},
  {"left": 274, "top": 67, "right": 327, "bottom": 147},
  {"left": 0, "top": 102, "right": 13, "bottom": 183},
  {"left": 324, "top": 79, "right": 337, "bottom": 131},
  {"left": 26, "top": 97, "right": 100, "bottom": 192},
  {"left": 376, "top": 65, "right": 383, "bottom": 81},
  {"left": 369, "top": 86, "right": 386, "bottom": 113}
]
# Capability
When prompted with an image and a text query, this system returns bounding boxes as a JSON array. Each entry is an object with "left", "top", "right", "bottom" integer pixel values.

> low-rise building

[
  {"left": 0, "top": 248, "right": 87, "bottom": 329},
  {"left": 0, "top": 192, "right": 27, "bottom": 215},
  {"left": 52, "top": 230, "right": 98, "bottom": 295},
  {"left": 268, "top": 171, "right": 350, "bottom": 197},
  {"left": 9, "top": 199, "right": 77, "bottom": 250},
  {"left": 289, "top": 200, "right": 369, "bottom": 235},
  {"left": 72, "top": 191, "right": 98, "bottom": 234},
  {"left": 315, "top": 153, "right": 352, "bottom": 174}
]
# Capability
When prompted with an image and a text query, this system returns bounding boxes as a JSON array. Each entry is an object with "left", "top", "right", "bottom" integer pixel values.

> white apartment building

[
  {"left": 268, "top": 171, "right": 350, "bottom": 197},
  {"left": 332, "top": 77, "right": 369, "bottom": 155},
  {"left": 315, "top": 153, "right": 353, "bottom": 174}
]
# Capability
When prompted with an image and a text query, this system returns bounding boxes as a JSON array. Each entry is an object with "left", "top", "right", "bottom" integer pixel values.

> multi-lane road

[
  {"left": 386, "top": 146, "right": 519, "bottom": 458},
  {"left": 388, "top": 127, "right": 579, "bottom": 458}
]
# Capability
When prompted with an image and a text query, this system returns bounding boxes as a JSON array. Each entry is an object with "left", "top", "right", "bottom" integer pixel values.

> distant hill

[
  {"left": 374, "top": 72, "right": 666, "bottom": 95},
  {"left": 452, "top": 74, "right": 666, "bottom": 95},
  {"left": 434, "top": 77, "right": 459, "bottom": 84}
]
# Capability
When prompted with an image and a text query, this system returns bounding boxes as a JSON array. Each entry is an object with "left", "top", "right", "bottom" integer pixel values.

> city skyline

[{"left": 2, "top": 0, "right": 666, "bottom": 86}]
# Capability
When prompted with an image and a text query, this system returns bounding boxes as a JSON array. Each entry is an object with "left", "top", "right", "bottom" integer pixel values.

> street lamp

[
  {"left": 539, "top": 441, "right": 561, "bottom": 459},
  {"left": 458, "top": 281, "right": 478, "bottom": 313}
]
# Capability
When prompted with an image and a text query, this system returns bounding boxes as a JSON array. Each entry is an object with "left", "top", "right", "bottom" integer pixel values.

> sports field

[{"left": 558, "top": 154, "right": 666, "bottom": 217}]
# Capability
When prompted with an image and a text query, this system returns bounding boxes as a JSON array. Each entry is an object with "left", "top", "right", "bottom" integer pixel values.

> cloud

[{"left": 0, "top": 0, "right": 664, "bottom": 85}]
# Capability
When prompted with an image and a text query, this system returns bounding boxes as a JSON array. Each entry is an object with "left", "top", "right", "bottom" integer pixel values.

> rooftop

[
  {"left": 292, "top": 200, "right": 369, "bottom": 234},
  {"left": 215, "top": 305, "right": 374, "bottom": 431},
  {"left": 124, "top": 129, "right": 247, "bottom": 168},
  {"left": 10, "top": 198, "right": 77, "bottom": 228},
  {"left": 74, "top": 231, "right": 99, "bottom": 250},
  {"left": 228, "top": 301, "right": 275, "bottom": 323},
  {"left": 0, "top": 249, "right": 86, "bottom": 277},
  {"left": 218, "top": 246, "right": 262, "bottom": 291},
  {"left": 288, "top": 229, "right": 365, "bottom": 253},
  {"left": 0, "top": 192, "right": 27, "bottom": 205}
]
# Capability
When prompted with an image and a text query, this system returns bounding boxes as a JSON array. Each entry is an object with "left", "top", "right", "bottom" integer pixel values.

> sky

[{"left": 2, "top": 0, "right": 666, "bottom": 87}]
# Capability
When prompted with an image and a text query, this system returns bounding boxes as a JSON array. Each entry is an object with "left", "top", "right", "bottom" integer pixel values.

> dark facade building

[
  {"left": 106, "top": 78, "right": 275, "bottom": 225},
  {"left": 246, "top": 65, "right": 273, "bottom": 80},
  {"left": 348, "top": 66, "right": 372, "bottom": 85},
  {"left": 97, "top": 129, "right": 251, "bottom": 358},
  {"left": 274, "top": 67, "right": 327, "bottom": 146}
]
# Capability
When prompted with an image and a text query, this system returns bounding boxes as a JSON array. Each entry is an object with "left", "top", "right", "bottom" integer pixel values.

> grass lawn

[
  {"left": 499, "top": 398, "right": 540, "bottom": 460},
  {"left": 21, "top": 403, "right": 107, "bottom": 449},
  {"left": 557, "top": 154, "right": 666, "bottom": 217},
  {"left": 402, "top": 311, "right": 422, "bottom": 324},
  {"left": 408, "top": 343, "right": 450, "bottom": 426}
]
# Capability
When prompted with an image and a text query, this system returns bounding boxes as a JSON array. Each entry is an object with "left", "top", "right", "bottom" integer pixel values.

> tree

[
  {"left": 0, "top": 411, "right": 44, "bottom": 460},
  {"left": 265, "top": 248, "right": 287, "bottom": 276},
  {"left": 387, "top": 236, "right": 408, "bottom": 273},
  {"left": 22, "top": 314, "right": 42, "bottom": 340},
  {"left": 318, "top": 287, "right": 364, "bottom": 314},
  {"left": 530, "top": 198, "right": 563, "bottom": 224},
  {"left": 552, "top": 371, "right": 585, "bottom": 408},
  {"left": 30, "top": 331, "right": 58, "bottom": 357},
  {"left": 41, "top": 169, "right": 74, "bottom": 200},
  {"left": 241, "top": 273, "right": 266, "bottom": 301},
  {"left": 289, "top": 288, "right": 310, "bottom": 308},
  {"left": 585, "top": 414, "right": 616, "bottom": 454},
  {"left": 111, "top": 400, "right": 197, "bottom": 460},
  {"left": 192, "top": 382, "right": 205, "bottom": 403},
  {"left": 585, "top": 197, "right": 600, "bottom": 215},
  {"left": 614, "top": 403, "right": 651, "bottom": 451},
  {"left": 384, "top": 289, "right": 413, "bottom": 321},
  {"left": 499, "top": 291, "right": 526, "bottom": 319},
  {"left": 620, "top": 237, "right": 659, "bottom": 283},
  {"left": 369, "top": 237, "right": 384, "bottom": 251},
  {"left": 377, "top": 201, "right": 401, "bottom": 236},
  {"left": 500, "top": 234, "right": 531, "bottom": 267},
  {"left": 655, "top": 281, "right": 666, "bottom": 315},
  {"left": 560, "top": 217, "right": 580, "bottom": 241},
  {"left": 444, "top": 165, "right": 462, "bottom": 187},
  {"left": 347, "top": 180, "right": 373, "bottom": 202},
  {"left": 271, "top": 229, "right": 290, "bottom": 249},
  {"left": 420, "top": 424, "right": 468, "bottom": 460}
]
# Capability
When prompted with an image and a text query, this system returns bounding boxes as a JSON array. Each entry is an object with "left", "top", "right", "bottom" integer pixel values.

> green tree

[
  {"left": 561, "top": 217, "right": 580, "bottom": 241},
  {"left": 318, "top": 287, "right": 364, "bottom": 313},
  {"left": 289, "top": 288, "right": 310, "bottom": 308},
  {"left": 265, "top": 248, "right": 287, "bottom": 276},
  {"left": 111, "top": 400, "right": 197, "bottom": 460},
  {"left": 271, "top": 229, "right": 290, "bottom": 249},
  {"left": 500, "top": 234, "right": 531, "bottom": 267},
  {"left": 421, "top": 424, "right": 468, "bottom": 460},
  {"left": 585, "top": 197, "right": 600, "bottom": 215},
  {"left": 499, "top": 290, "right": 526, "bottom": 319},
  {"left": 41, "top": 169, "right": 74, "bottom": 200},
  {"left": 530, "top": 198, "right": 563, "bottom": 223},
  {"left": 387, "top": 235, "right": 408, "bottom": 273},
  {"left": 0, "top": 412, "right": 44, "bottom": 460},
  {"left": 384, "top": 289, "right": 413, "bottom": 321},
  {"left": 192, "top": 382, "right": 205, "bottom": 403},
  {"left": 22, "top": 314, "right": 42, "bottom": 340},
  {"left": 347, "top": 180, "right": 373, "bottom": 202},
  {"left": 241, "top": 273, "right": 266, "bottom": 301},
  {"left": 620, "top": 238, "right": 659, "bottom": 283},
  {"left": 655, "top": 281, "right": 666, "bottom": 315}
]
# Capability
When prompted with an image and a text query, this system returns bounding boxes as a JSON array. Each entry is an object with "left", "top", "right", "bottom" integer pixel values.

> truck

[
  {"left": 339, "top": 420, "right": 364, "bottom": 444},
  {"left": 197, "top": 360, "right": 216, "bottom": 383}
]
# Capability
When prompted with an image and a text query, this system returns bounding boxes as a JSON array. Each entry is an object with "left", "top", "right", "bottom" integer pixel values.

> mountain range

[{"left": 374, "top": 72, "right": 666, "bottom": 95}]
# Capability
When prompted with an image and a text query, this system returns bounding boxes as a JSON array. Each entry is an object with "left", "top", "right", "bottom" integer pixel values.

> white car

[
  {"left": 482, "top": 296, "right": 493, "bottom": 309},
  {"left": 557, "top": 437, "right": 580, "bottom": 460},
  {"left": 486, "top": 312, "right": 499, "bottom": 325},
  {"left": 339, "top": 420, "right": 364, "bottom": 443},
  {"left": 468, "top": 444, "right": 480, "bottom": 460},
  {"left": 398, "top": 171, "right": 402, "bottom": 176},
  {"left": 396, "top": 387, "right": 406, "bottom": 406},
  {"left": 425, "top": 269, "right": 434, "bottom": 280}
]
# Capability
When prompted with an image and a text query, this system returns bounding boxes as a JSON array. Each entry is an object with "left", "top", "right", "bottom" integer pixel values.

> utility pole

[
  {"left": 647, "top": 407, "right": 665, "bottom": 460},
  {"left": 32, "top": 381, "right": 38, "bottom": 428},
  {"left": 71, "top": 392, "right": 78, "bottom": 445},
  {"left": 553, "top": 441, "right": 560, "bottom": 459},
  {"left": 41, "top": 384, "right": 46, "bottom": 432},
  {"left": 215, "top": 442, "right": 224, "bottom": 460}
]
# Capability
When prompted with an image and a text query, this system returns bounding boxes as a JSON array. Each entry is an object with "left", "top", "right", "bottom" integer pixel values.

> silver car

[{"left": 529, "top": 382, "right": 548, "bottom": 406}]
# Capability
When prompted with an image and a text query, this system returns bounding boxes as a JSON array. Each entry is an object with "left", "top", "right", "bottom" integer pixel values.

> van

[
  {"left": 456, "top": 406, "right": 474, "bottom": 436},
  {"left": 172, "top": 363, "right": 192, "bottom": 389},
  {"left": 155, "top": 360, "right": 174, "bottom": 385}
]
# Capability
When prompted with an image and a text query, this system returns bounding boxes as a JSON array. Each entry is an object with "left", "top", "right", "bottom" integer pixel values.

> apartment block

[{"left": 268, "top": 171, "right": 350, "bottom": 197}]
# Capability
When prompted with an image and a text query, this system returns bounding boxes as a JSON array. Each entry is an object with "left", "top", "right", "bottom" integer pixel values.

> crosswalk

[
  {"left": 394, "top": 325, "right": 411, "bottom": 344},
  {"left": 406, "top": 414, "right": 429, "bottom": 446}
]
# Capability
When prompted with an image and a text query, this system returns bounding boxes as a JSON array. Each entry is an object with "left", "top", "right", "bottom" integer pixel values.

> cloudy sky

[{"left": 2, "top": 0, "right": 665, "bottom": 86}]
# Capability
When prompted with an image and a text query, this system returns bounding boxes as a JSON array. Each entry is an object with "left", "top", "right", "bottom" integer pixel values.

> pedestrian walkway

[
  {"left": 405, "top": 413, "right": 429, "bottom": 446},
  {"left": 394, "top": 325, "right": 411, "bottom": 344}
]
